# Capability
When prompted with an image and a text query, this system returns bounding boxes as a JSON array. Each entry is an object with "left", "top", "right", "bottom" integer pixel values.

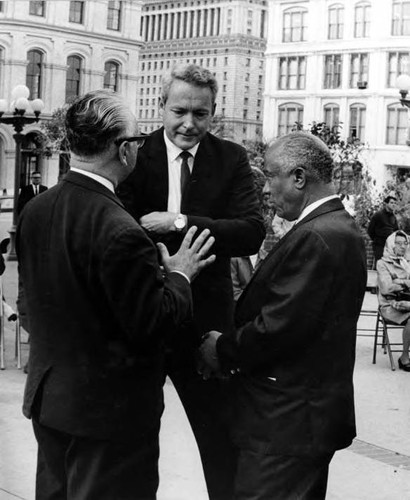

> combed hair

[
  {"left": 161, "top": 64, "right": 218, "bottom": 104},
  {"left": 268, "top": 132, "right": 334, "bottom": 184},
  {"left": 65, "top": 90, "right": 134, "bottom": 156}
]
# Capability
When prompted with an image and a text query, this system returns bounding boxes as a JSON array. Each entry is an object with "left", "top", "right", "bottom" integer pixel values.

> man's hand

[
  {"left": 157, "top": 226, "right": 216, "bottom": 281},
  {"left": 140, "top": 212, "right": 177, "bottom": 234},
  {"left": 391, "top": 300, "right": 410, "bottom": 312},
  {"left": 197, "top": 330, "right": 223, "bottom": 380}
]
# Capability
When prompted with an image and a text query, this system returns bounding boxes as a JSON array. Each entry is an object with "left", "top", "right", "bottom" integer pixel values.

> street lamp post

[
  {"left": 397, "top": 74, "right": 410, "bottom": 146},
  {"left": 0, "top": 85, "right": 44, "bottom": 260}
]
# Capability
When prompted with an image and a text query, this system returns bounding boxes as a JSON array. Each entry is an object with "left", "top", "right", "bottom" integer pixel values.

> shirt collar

[
  {"left": 296, "top": 194, "right": 340, "bottom": 223},
  {"left": 163, "top": 130, "right": 200, "bottom": 161},
  {"left": 70, "top": 167, "right": 115, "bottom": 193}
]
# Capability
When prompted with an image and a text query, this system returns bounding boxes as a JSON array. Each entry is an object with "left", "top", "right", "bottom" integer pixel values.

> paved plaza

[{"left": 1, "top": 257, "right": 410, "bottom": 499}]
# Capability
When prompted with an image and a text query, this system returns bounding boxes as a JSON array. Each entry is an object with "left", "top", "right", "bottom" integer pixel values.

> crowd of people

[{"left": 15, "top": 64, "right": 369, "bottom": 500}]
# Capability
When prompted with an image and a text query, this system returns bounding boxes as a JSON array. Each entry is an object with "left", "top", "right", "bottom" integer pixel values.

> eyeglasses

[
  {"left": 395, "top": 240, "right": 408, "bottom": 246},
  {"left": 114, "top": 136, "right": 146, "bottom": 148}
]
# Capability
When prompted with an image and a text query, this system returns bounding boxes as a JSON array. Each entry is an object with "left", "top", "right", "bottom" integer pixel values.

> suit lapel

[{"left": 146, "top": 128, "right": 170, "bottom": 211}]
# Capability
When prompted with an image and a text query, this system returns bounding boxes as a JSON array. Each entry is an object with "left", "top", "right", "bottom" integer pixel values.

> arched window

[
  {"left": 328, "top": 4, "right": 344, "bottom": 39},
  {"left": 26, "top": 50, "right": 43, "bottom": 99},
  {"left": 278, "top": 103, "right": 304, "bottom": 136},
  {"left": 324, "top": 103, "right": 340, "bottom": 129},
  {"left": 386, "top": 103, "right": 408, "bottom": 145},
  {"left": 354, "top": 2, "right": 371, "bottom": 37},
  {"left": 392, "top": 0, "right": 410, "bottom": 36},
  {"left": 282, "top": 8, "right": 307, "bottom": 42},
  {"left": 104, "top": 61, "right": 119, "bottom": 91},
  {"left": 349, "top": 103, "right": 366, "bottom": 141},
  {"left": 66, "top": 55, "right": 82, "bottom": 103}
]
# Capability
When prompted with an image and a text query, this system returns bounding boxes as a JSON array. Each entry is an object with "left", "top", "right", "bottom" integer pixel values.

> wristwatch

[{"left": 174, "top": 214, "right": 186, "bottom": 232}]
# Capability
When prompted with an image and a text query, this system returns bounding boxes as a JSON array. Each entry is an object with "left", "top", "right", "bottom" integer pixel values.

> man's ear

[
  {"left": 293, "top": 167, "right": 307, "bottom": 190},
  {"left": 118, "top": 141, "right": 128, "bottom": 166}
]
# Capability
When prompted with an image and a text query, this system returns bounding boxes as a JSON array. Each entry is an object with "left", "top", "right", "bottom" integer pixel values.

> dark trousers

[
  {"left": 234, "top": 448, "right": 334, "bottom": 500},
  {"left": 32, "top": 418, "right": 160, "bottom": 500},
  {"left": 167, "top": 350, "right": 237, "bottom": 500}
]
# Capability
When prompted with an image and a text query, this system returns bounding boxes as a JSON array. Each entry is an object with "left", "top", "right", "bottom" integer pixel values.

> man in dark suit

[
  {"left": 17, "top": 171, "right": 47, "bottom": 215},
  {"left": 199, "top": 132, "right": 367, "bottom": 499},
  {"left": 368, "top": 195, "right": 399, "bottom": 263},
  {"left": 117, "top": 64, "right": 265, "bottom": 499},
  {"left": 16, "top": 90, "right": 215, "bottom": 500}
]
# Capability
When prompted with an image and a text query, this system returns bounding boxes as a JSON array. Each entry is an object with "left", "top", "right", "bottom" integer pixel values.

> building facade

[
  {"left": 0, "top": 0, "right": 143, "bottom": 196},
  {"left": 264, "top": 0, "right": 410, "bottom": 189},
  {"left": 138, "top": 0, "right": 267, "bottom": 142}
]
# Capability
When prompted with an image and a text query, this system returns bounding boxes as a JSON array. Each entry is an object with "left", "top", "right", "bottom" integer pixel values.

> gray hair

[
  {"left": 65, "top": 89, "right": 135, "bottom": 156},
  {"left": 161, "top": 64, "right": 218, "bottom": 104},
  {"left": 266, "top": 132, "right": 334, "bottom": 184}
]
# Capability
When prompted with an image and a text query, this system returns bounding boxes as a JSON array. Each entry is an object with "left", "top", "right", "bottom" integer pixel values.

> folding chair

[
  {"left": 0, "top": 276, "right": 23, "bottom": 370},
  {"left": 372, "top": 307, "right": 403, "bottom": 371}
]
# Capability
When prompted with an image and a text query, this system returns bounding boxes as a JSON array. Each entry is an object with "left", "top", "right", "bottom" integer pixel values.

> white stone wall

[{"left": 264, "top": 0, "right": 410, "bottom": 191}]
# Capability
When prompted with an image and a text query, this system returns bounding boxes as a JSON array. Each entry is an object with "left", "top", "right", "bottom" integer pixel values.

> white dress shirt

[
  {"left": 296, "top": 195, "right": 340, "bottom": 224},
  {"left": 70, "top": 167, "right": 115, "bottom": 193}
]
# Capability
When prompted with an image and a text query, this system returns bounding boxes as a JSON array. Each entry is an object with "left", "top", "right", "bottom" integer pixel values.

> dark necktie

[
  {"left": 34, "top": 185, "right": 38, "bottom": 195},
  {"left": 180, "top": 151, "right": 192, "bottom": 198}
]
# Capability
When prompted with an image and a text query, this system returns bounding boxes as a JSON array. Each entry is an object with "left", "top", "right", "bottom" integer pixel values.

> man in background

[
  {"left": 17, "top": 90, "right": 215, "bottom": 499},
  {"left": 200, "top": 132, "right": 367, "bottom": 499},
  {"left": 17, "top": 171, "right": 47, "bottom": 215},
  {"left": 117, "top": 64, "right": 265, "bottom": 500},
  {"left": 368, "top": 195, "right": 398, "bottom": 263}
]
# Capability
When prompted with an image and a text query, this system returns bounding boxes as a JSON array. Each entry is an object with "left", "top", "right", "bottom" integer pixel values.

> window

[
  {"left": 278, "top": 56, "right": 306, "bottom": 90},
  {"left": 328, "top": 4, "right": 344, "bottom": 39},
  {"left": 387, "top": 51, "right": 410, "bottom": 87},
  {"left": 69, "top": 1, "right": 84, "bottom": 24},
  {"left": 323, "top": 54, "right": 342, "bottom": 89},
  {"left": 29, "top": 1, "right": 45, "bottom": 16},
  {"left": 350, "top": 53, "right": 369, "bottom": 87},
  {"left": 278, "top": 103, "right": 304, "bottom": 136},
  {"left": 386, "top": 104, "right": 408, "bottom": 144},
  {"left": 104, "top": 61, "right": 119, "bottom": 91},
  {"left": 26, "top": 50, "right": 43, "bottom": 99},
  {"left": 349, "top": 104, "right": 366, "bottom": 141},
  {"left": 66, "top": 55, "right": 81, "bottom": 103},
  {"left": 392, "top": 0, "right": 410, "bottom": 35},
  {"left": 354, "top": 3, "right": 371, "bottom": 37},
  {"left": 324, "top": 103, "right": 340, "bottom": 129},
  {"left": 282, "top": 8, "right": 307, "bottom": 42},
  {"left": 107, "top": 1, "right": 121, "bottom": 30}
]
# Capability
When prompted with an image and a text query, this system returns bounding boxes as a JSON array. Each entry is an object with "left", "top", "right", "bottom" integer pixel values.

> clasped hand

[
  {"left": 197, "top": 330, "right": 223, "bottom": 380},
  {"left": 157, "top": 226, "right": 215, "bottom": 281}
]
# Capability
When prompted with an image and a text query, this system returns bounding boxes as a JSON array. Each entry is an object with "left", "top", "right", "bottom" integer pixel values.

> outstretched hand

[{"left": 157, "top": 226, "right": 216, "bottom": 281}]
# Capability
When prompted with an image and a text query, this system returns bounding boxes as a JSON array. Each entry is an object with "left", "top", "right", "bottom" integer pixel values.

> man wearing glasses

[{"left": 16, "top": 90, "right": 216, "bottom": 499}]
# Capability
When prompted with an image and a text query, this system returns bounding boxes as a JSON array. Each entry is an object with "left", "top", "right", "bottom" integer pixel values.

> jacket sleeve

[
  {"left": 100, "top": 226, "right": 192, "bottom": 345},
  {"left": 377, "top": 260, "right": 403, "bottom": 296},
  {"left": 187, "top": 147, "right": 265, "bottom": 257},
  {"left": 217, "top": 229, "right": 338, "bottom": 373}
]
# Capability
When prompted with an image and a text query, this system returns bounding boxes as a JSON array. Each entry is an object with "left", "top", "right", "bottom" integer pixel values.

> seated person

[{"left": 377, "top": 230, "right": 410, "bottom": 371}]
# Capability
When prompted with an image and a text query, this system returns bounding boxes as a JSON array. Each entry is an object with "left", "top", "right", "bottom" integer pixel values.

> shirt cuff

[{"left": 169, "top": 270, "right": 191, "bottom": 284}]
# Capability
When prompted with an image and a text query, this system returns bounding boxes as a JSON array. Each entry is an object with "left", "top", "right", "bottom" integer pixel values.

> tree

[{"left": 39, "top": 106, "right": 71, "bottom": 178}]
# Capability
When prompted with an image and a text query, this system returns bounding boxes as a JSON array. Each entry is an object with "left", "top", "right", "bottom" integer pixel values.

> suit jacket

[
  {"left": 17, "top": 183, "right": 48, "bottom": 215},
  {"left": 117, "top": 128, "right": 265, "bottom": 340},
  {"left": 16, "top": 171, "right": 192, "bottom": 442},
  {"left": 218, "top": 198, "right": 367, "bottom": 456}
]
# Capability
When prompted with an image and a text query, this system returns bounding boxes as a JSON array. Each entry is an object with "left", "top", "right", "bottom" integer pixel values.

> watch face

[{"left": 175, "top": 216, "right": 186, "bottom": 229}]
